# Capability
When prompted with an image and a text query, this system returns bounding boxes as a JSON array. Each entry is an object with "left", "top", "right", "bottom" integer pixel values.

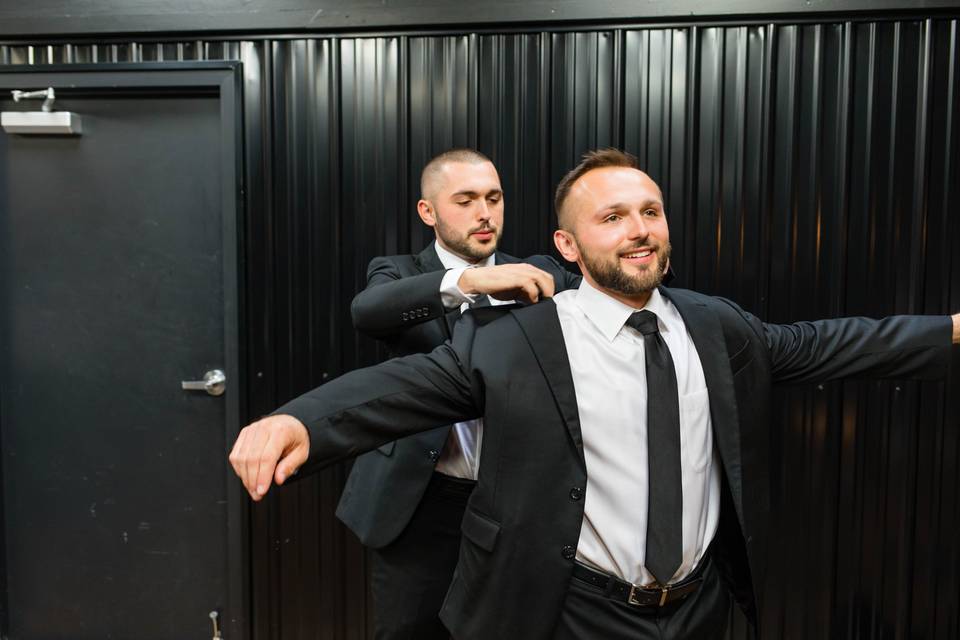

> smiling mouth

[{"left": 620, "top": 249, "right": 654, "bottom": 259}]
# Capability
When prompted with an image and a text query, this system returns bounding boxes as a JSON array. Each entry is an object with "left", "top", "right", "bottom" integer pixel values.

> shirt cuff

[{"left": 440, "top": 266, "right": 478, "bottom": 308}]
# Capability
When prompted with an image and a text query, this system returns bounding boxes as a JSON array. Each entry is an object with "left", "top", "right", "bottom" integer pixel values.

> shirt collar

[
  {"left": 433, "top": 240, "right": 496, "bottom": 270},
  {"left": 574, "top": 279, "right": 670, "bottom": 342}
]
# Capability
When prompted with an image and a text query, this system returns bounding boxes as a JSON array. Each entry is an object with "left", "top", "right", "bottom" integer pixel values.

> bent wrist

[{"left": 441, "top": 267, "right": 476, "bottom": 308}]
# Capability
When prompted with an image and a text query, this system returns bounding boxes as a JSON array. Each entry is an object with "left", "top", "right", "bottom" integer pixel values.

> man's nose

[
  {"left": 625, "top": 212, "right": 649, "bottom": 240},
  {"left": 476, "top": 200, "right": 492, "bottom": 221}
]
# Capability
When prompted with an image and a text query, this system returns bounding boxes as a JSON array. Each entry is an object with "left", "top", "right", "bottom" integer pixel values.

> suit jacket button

[
  {"left": 569, "top": 487, "right": 583, "bottom": 501},
  {"left": 428, "top": 449, "right": 440, "bottom": 462},
  {"left": 561, "top": 545, "right": 576, "bottom": 560},
  {"left": 401, "top": 312, "right": 409, "bottom": 321}
]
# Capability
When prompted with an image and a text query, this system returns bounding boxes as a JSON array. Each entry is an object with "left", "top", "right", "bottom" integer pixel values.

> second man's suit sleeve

[{"left": 351, "top": 256, "right": 450, "bottom": 338}]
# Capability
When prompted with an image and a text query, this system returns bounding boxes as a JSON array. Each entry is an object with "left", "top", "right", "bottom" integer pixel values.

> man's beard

[
  {"left": 435, "top": 214, "right": 500, "bottom": 262},
  {"left": 581, "top": 240, "right": 671, "bottom": 296}
]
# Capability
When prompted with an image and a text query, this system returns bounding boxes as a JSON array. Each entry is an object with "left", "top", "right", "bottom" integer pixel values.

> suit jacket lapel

[
  {"left": 511, "top": 300, "right": 586, "bottom": 469},
  {"left": 660, "top": 288, "right": 745, "bottom": 523},
  {"left": 415, "top": 243, "right": 445, "bottom": 273}
]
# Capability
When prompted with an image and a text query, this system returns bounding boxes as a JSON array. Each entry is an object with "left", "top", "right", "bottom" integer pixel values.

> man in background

[{"left": 340, "top": 148, "right": 580, "bottom": 639}]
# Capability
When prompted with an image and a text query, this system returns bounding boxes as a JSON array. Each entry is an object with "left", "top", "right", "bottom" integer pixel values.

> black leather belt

[{"left": 572, "top": 561, "right": 704, "bottom": 608}]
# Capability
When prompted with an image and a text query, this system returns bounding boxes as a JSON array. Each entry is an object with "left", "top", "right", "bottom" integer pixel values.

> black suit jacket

[
  {"left": 337, "top": 244, "right": 581, "bottom": 547},
  {"left": 284, "top": 288, "right": 954, "bottom": 639}
]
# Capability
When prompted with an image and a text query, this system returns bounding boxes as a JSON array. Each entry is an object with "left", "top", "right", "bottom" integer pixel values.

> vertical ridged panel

[
  {"left": 1, "top": 15, "right": 958, "bottom": 639},
  {"left": 549, "top": 31, "right": 619, "bottom": 188}
]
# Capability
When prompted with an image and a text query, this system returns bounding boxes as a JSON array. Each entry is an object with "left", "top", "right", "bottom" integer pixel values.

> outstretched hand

[
  {"left": 458, "top": 263, "right": 556, "bottom": 304},
  {"left": 229, "top": 414, "right": 310, "bottom": 501}
]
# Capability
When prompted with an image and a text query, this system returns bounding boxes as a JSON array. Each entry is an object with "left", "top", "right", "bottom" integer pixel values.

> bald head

[{"left": 421, "top": 148, "right": 493, "bottom": 200}]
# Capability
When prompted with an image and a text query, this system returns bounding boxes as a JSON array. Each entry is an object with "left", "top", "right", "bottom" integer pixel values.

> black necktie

[
  {"left": 626, "top": 309, "right": 683, "bottom": 585},
  {"left": 469, "top": 295, "right": 490, "bottom": 309}
]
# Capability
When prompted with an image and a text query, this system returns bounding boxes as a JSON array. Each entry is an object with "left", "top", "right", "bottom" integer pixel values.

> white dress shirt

[
  {"left": 432, "top": 241, "right": 512, "bottom": 479},
  {"left": 554, "top": 280, "right": 721, "bottom": 585}
]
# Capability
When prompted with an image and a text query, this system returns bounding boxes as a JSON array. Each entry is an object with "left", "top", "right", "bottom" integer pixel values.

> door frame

[{"left": 0, "top": 61, "right": 248, "bottom": 639}]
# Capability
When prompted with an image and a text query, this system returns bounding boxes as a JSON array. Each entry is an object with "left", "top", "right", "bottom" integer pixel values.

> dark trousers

[
  {"left": 553, "top": 555, "right": 731, "bottom": 640},
  {"left": 370, "top": 472, "right": 474, "bottom": 640}
]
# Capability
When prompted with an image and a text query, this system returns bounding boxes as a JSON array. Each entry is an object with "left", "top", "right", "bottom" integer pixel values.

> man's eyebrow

[
  {"left": 596, "top": 199, "right": 661, "bottom": 213},
  {"left": 450, "top": 188, "right": 502, "bottom": 198}
]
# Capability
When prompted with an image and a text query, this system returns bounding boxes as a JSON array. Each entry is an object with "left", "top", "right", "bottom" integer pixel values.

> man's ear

[
  {"left": 417, "top": 199, "right": 437, "bottom": 227},
  {"left": 553, "top": 229, "right": 579, "bottom": 263}
]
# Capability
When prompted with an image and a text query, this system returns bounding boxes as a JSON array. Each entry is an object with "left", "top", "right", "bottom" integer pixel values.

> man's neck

[{"left": 580, "top": 273, "right": 653, "bottom": 310}]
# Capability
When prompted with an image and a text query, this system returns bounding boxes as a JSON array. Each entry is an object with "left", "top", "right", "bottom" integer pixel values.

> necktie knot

[{"left": 627, "top": 310, "right": 659, "bottom": 336}]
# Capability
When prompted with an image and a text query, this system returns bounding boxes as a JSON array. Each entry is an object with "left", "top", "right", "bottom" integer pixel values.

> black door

[{"left": 0, "top": 64, "right": 245, "bottom": 639}]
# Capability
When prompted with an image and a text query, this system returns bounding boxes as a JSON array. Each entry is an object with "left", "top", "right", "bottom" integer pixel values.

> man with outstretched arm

[
  {"left": 231, "top": 149, "right": 959, "bottom": 639},
  {"left": 335, "top": 148, "right": 580, "bottom": 639}
]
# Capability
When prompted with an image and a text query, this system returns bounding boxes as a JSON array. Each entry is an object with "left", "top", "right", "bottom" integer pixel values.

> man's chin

[
  {"left": 459, "top": 241, "right": 497, "bottom": 261},
  {"left": 469, "top": 235, "right": 500, "bottom": 252}
]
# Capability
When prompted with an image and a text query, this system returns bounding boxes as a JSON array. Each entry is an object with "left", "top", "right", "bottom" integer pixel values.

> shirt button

[
  {"left": 428, "top": 449, "right": 440, "bottom": 463},
  {"left": 569, "top": 487, "right": 583, "bottom": 501},
  {"left": 561, "top": 545, "right": 576, "bottom": 560}
]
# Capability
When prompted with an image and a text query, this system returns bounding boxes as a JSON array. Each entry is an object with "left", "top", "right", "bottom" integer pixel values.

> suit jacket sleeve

[
  {"left": 276, "top": 313, "right": 485, "bottom": 473},
  {"left": 350, "top": 256, "right": 452, "bottom": 339},
  {"left": 718, "top": 298, "right": 955, "bottom": 383}
]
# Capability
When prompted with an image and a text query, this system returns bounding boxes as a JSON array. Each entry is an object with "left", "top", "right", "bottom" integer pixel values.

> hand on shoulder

[{"left": 458, "top": 263, "right": 556, "bottom": 304}]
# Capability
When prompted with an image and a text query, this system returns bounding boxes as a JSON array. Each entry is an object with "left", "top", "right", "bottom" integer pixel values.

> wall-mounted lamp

[{"left": 1, "top": 88, "right": 82, "bottom": 135}]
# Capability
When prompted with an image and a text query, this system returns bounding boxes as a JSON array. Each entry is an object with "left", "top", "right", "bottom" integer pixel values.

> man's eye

[
  {"left": 487, "top": 196, "right": 501, "bottom": 204},
  {"left": 604, "top": 215, "right": 620, "bottom": 222},
  {"left": 644, "top": 208, "right": 659, "bottom": 216},
  {"left": 457, "top": 201, "right": 471, "bottom": 206}
]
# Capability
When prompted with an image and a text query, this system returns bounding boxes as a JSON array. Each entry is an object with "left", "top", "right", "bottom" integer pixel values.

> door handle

[{"left": 182, "top": 369, "right": 226, "bottom": 396}]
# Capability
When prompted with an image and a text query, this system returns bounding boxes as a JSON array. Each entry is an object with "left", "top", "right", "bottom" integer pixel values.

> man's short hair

[
  {"left": 420, "top": 148, "right": 493, "bottom": 199},
  {"left": 554, "top": 149, "right": 639, "bottom": 230}
]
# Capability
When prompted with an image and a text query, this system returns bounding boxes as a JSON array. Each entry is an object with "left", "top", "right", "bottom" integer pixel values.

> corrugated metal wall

[{"left": 2, "top": 15, "right": 959, "bottom": 639}]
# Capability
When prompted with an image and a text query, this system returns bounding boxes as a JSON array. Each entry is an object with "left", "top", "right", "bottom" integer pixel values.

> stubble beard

[
  {"left": 581, "top": 240, "right": 672, "bottom": 296},
  {"left": 434, "top": 212, "right": 500, "bottom": 262}
]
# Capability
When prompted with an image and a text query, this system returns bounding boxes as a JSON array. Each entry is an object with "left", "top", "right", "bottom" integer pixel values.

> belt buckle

[{"left": 627, "top": 584, "right": 669, "bottom": 607}]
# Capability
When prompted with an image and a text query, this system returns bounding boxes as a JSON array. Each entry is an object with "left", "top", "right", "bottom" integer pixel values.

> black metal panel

[
  {"left": 4, "top": 0, "right": 960, "bottom": 38},
  {"left": 1, "top": 12, "right": 958, "bottom": 640}
]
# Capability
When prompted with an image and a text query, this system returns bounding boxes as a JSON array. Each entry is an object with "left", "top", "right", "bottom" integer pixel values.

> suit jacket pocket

[
  {"left": 375, "top": 441, "right": 396, "bottom": 456},
  {"left": 461, "top": 508, "right": 501, "bottom": 552},
  {"left": 728, "top": 340, "right": 754, "bottom": 375}
]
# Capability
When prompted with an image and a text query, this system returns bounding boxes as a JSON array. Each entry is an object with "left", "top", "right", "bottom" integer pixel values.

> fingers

[
  {"left": 531, "top": 269, "right": 556, "bottom": 298},
  {"left": 228, "top": 415, "right": 310, "bottom": 501},
  {"left": 516, "top": 280, "right": 540, "bottom": 304},
  {"left": 469, "top": 264, "right": 554, "bottom": 302},
  {"left": 275, "top": 440, "right": 309, "bottom": 486}
]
